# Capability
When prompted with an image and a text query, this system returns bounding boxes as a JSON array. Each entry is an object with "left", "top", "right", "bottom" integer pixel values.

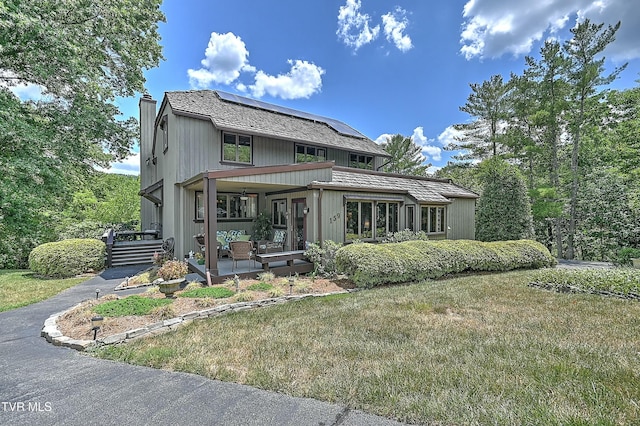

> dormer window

[
  {"left": 349, "top": 153, "right": 373, "bottom": 170},
  {"left": 296, "top": 144, "right": 326, "bottom": 163},
  {"left": 223, "top": 132, "right": 252, "bottom": 164}
]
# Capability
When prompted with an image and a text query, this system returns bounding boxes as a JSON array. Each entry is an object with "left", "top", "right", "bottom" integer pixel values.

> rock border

[{"left": 42, "top": 290, "right": 358, "bottom": 352}]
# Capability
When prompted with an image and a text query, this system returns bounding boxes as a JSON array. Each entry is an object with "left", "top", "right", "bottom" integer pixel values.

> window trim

[
  {"left": 349, "top": 152, "right": 374, "bottom": 170},
  {"left": 216, "top": 192, "right": 258, "bottom": 220},
  {"left": 272, "top": 199, "right": 287, "bottom": 228},
  {"left": 160, "top": 115, "right": 168, "bottom": 154},
  {"left": 221, "top": 131, "right": 253, "bottom": 165},
  {"left": 295, "top": 144, "right": 327, "bottom": 163},
  {"left": 195, "top": 191, "right": 204, "bottom": 222},
  {"left": 345, "top": 198, "right": 400, "bottom": 242},
  {"left": 420, "top": 205, "right": 447, "bottom": 235}
]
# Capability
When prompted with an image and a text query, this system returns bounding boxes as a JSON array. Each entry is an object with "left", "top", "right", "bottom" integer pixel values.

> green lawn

[
  {"left": 95, "top": 270, "right": 640, "bottom": 425},
  {"left": 0, "top": 270, "right": 86, "bottom": 312}
]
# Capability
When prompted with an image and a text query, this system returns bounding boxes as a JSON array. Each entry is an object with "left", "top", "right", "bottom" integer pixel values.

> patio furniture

[
  {"left": 229, "top": 240, "right": 256, "bottom": 271},
  {"left": 161, "top": 237, "right": 175, "bottom": 259},
  {"left": 256, "top": 229, "right": 286, "bottom": 254}
]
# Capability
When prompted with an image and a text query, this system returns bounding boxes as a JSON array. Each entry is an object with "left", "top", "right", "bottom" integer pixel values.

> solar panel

[{"left": 215, "top": 90, "right": 365, "bottom": 138}]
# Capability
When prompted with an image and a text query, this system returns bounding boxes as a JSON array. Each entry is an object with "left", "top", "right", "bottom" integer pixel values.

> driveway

[{"left": 0, "top": 267, "right": 405, "bottom": 426}]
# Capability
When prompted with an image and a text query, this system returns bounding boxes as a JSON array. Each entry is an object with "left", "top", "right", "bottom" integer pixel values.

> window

[
  {"left": 216, "top": 193, "right": 257, "bottom": 219},
  {"left": 295, "top": 144, "right": 326, "bottom": 163},
  {"left": 272, "top": 199, "right": 287, "bottom": 227},
  {"left": 349, "top": 153, "right": 373, "bottom": 170},
  {"left": 376, "top": 202, "right": 399, "bottom": 237},
  {"left": 223, "top": 132, "right": 252, "bottom": 163},
  {"left": 421, "top": 206, "right": 446, "bottom": 234},
  {"left": 345, "top": 200, "right": 398, "bottom": 241},
  {"left": 195, "top": 191, "right": 204, "bottom": 221},
  {"left": 160, "top": 115, "right": 168, "bottom": 153},
  {"left": 406, "top": 205, "right": 415, "bottom": 231}
]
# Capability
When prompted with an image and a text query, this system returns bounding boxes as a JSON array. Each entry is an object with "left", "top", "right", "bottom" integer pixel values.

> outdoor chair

[
  {"left": 257, "top": 229, "right": 286, "bottom": 254},
  {"left": 229, "top": 240, "right": 255, "bottom": 271},
  {"left": 161, "top": 237, "right": 175, "bottom": 260}
]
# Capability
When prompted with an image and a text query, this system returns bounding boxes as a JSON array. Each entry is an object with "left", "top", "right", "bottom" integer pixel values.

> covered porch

[{"left": 181, "top": 162, "right": 334, "bottom": 278}]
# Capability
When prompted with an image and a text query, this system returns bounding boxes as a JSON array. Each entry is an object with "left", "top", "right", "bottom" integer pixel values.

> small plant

[
  {"left": 231, "top": 292, "right": 254, "bottom": 303},
  {"left": 222, "top": 278, "right": 236, "bottom": 288},
  {"left": 294, "top": 281, "right": 311, "bottom": 293},
  {"left": 184, "top": 281, "right": 203, "bottom": 291},
  {"left": 252, "top": 211, "right": 273, "bottom": 241},
  {"left": 150, "top": 304, "right": 176, "bottom": 320},
  {"left": 256, "top": 271, "right": 275, "bottom": 282},
  {"left": 268, "top": 286, "right": 285, "bottom": 298},
  {"left": 152, "top": 251, "right": 169, "bottom": 266},
  {"left": 194, "top": 252, "right": 205, "bottom": 264},
  {"left": 305, "top": 240, "right": 343, "bottom": 277},
  {"left": 156, "top": 260, "right": 188, "bottom": 281},
  {"left": 247, "top": 282, "right": 274, "bottom": 291}
]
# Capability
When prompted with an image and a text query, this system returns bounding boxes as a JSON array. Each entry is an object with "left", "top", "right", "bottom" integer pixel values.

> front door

[{"left": 292, "top": 198, "right": 306, "bottom": 250}]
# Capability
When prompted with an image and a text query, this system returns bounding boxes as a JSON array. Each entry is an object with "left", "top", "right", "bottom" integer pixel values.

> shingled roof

[
  {"left": 310, "top": 167, "right": 478, "bottom": 203},
  {"left": 164, "top": 90, "right": 389, "bottom": 157}
]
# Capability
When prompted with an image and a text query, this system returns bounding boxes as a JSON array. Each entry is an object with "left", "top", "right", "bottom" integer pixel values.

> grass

[
  {"left": 0, "top": 270, "right": 86, "bottom": 312},
  {"left": 94, "top": 295, "right": 173, "bottom": 317},
  {"left": 178, "top": 286, "right": 235, "bottom": 299},
  {"left": 94, "top": 270, "right": 640, "bottom": 425}
]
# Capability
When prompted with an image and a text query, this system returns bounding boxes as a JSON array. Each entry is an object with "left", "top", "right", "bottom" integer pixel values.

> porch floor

[{"left": 187, "top": 257, "right": 313, "bottom": 283}]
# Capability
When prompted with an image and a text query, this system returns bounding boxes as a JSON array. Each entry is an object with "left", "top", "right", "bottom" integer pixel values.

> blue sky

[{"left": 104, "top": 0, "right": 640, "bottom": 175}]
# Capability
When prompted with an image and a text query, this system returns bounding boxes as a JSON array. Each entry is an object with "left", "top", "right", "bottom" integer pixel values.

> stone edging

[{"left": 42, "top": 289, "right": 359, "bottom": 352}]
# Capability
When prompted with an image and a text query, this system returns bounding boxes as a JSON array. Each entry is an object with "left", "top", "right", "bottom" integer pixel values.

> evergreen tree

[
  {"left": 475, "top": 158, "right": 534, "bottom": 242},
  {"left": 381, "top": 134, "right": 431, "bottom": 176}
]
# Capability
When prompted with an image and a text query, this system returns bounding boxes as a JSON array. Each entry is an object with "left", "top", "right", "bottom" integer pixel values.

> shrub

[
  {"left": 28, "top": 238, "right": 105, "bottom": 278},
  {"left": 247, "top": 282, "right": 273, "bottom": 291},
  {"left": 305, "top": 240, "right": 342, "bottom": 277},
  {"left": 336, "top": 239, "right": 556, "bottom": 287},
  {"left": 529, "top": 268, "right": 640, "bottom": 299},
  {"left": 156, "top": 260, "right": 188, "bottom": 281},
  {"left": 382, "top": 229, "right": 429, "bottom": 243},
  {"left": 614, "top": 247, "right": 640, "bottom": 267}
]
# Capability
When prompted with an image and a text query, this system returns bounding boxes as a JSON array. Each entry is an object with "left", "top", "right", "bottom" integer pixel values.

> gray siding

[{"left": 446, "top": 198, "right": 476, "bottom": 240}]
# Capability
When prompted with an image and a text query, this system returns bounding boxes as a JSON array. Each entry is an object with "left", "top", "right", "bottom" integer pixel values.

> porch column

[{"left": 203, "top": 175, "right": 218, "bottom": 275}]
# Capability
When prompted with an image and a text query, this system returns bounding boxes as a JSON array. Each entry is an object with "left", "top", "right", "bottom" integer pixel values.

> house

[{"left": 138, "top": 90, "right": 478, "bottom": 276}]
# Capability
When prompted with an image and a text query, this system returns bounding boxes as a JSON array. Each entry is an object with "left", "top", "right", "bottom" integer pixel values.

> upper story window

[
  {"left": 223, "top": 132, "right": 252, "bottom": 164},
  {"left": 421, "top": 206, "right": 446, "bottom": 234},
  {"left": 160, "top": 115, "right": 168, "bottom": 153},
  {"left": 349, "top": 153, "right": 373, "bottom": 170},
  {"left": 296, "top": 144, "right": 326, "bottom": 163}
]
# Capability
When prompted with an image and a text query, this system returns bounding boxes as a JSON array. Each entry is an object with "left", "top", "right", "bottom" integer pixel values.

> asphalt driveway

[{"left": 0, "top": 266, "right": 405, "bottom": 426}]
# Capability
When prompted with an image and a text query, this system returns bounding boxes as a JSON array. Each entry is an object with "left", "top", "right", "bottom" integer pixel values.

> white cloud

[
  {"left": 97, "top": 152, "right": 140, "bottom": 176},
  {"left": 437, "top": 125, "right": 463, "bottom": 148},
  {"left": 187, "top": 32, "right": 253, "bottom": 87},
  {"left": 460, "top": 0, "right": 640, "bottom": 61},
  {"left": 374, "top": 133, "right": 393, "bottom": 145},
  {"left": 248, "top": 60, "right": 325, "bottom": 100},
  {"left": 337, "top": 0, "right": 380, "bottom": 51},
  {"left": 412, "top": 127, "right": 441, "bottom": 162},
  {"left": 382, "top": 7, "right": 413, "bottom": 52}
]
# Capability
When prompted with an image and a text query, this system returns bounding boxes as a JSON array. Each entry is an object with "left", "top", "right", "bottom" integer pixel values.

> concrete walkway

[{"left": 0, "top": 267, "right": 405, "bottom": 426}]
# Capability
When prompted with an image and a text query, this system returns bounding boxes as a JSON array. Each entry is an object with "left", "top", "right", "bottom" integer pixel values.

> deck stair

[{"left": 110, "top": 241, "right": 163, "bottom": 267}]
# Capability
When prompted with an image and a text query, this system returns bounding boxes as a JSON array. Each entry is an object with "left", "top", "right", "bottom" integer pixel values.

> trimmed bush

[
  {"left": 529, "top": 268, "right": 640, "bottom": 300},
  {"left": 28, "top": 239, "right": 105, "bottom": 278},
  {"left": 336, "top": 239, "right": 556, "bottom": 287}
]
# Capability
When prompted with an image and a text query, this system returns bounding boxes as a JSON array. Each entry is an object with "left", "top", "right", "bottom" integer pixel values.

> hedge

[
  {"left": 335, "top": 239, "right": 556, "bottom": 287},
  {"left": 28, "top": 239, "right": 106, "bottom": 278},
  {"left": 529, "top": 268, "right": 640, "bottom": 300}
]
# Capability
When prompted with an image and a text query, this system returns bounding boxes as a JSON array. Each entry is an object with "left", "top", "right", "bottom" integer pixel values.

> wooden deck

[{"left": 187, "top": 256, "right": 313, "bottom": 284}]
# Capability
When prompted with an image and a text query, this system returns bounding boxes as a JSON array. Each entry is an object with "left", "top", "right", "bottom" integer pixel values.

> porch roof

[{"left": 310, "top": 167, "right": 479, "bottom": 203}]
